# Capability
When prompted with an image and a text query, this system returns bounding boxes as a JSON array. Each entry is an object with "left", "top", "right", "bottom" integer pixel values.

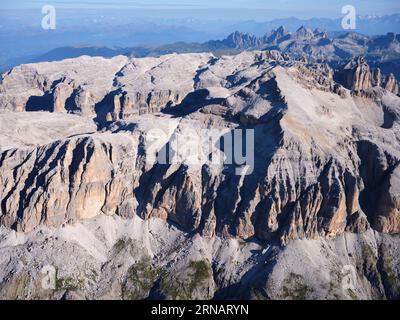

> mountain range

[
  {"left": 20, "top": 26, "right": 400, "bottom": 81},
  {"left": 0, "top": 48, "right": 399, "bottom": 299},
  {"left": 1, "top": 13, "right": 399, "bottom": 73}
]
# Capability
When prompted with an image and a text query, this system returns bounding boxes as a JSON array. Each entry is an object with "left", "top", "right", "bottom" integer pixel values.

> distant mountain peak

[
  {"left": 313, "top": 27, "right": 327, "bottom": 37},
  {"left": 294, "top": 25, "right": 314, "bottom": 39},
  {"left": 225, "top": 31, "right": 261, "bottom": 49},
  {"left": 276, "top": 25, "right": 288, "bottom": 34},
  {"left": 296, "top": 25, "right": 308, "bottom": 31},
  {"left": 264, "top": 25, "right": 290, "bottom": 44}
]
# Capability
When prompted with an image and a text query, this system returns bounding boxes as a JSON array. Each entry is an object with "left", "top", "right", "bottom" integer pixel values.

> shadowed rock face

[{"left": 0, "top": 52, "right": 399, "bottom": 245}]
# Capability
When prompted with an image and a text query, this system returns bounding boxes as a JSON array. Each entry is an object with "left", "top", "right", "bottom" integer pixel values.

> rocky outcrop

[
  {"left": 0, "top": 56, "right": 129, "bottom": 115},
  {"left": 375, "top": 164, "right": 400, "bottom": 233},
  {"left": 0, "top": 135, "right": 139, "bottom": 232},
  {"left": 373, "top": 68, "right": 382, "bottom": 87},
  {"left": 293, "top": 26, "right": 315, "bottom": 40},
  {"left": 384, "top": 73, "right": 399, "bottom": 94},
  {"left": 225, "top": 31, "right": 263, "bottom": 49},
  {"left": 53, "top": 83, "right": 74, "bottom": 113},
  {"left": 264, "top": 26, "right": 290, "bottom": 44},
  {"left": 314, "top": 28, "right": 328, "bottom": 38},
  {"left": 339, "top": 56, "right": 372, "bottom": 91}
]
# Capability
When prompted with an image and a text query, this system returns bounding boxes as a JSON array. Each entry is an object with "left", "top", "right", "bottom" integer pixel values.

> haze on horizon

[
  {"left": 0, "top": 0, "right": 399, "bottom": 73},
  {"left": 1, "top": 0, "right": 400, "bottom": 20}
]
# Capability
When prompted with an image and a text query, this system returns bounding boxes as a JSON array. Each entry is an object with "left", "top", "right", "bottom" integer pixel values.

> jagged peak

[
  {"left": 294, "top": 25, "right": 314, "bottom": 39},
  {"left": 313, "top": 28, "right": 328, "bottom": 38},
  {"left": 313, "top": 27, "right": 325, "bottom": 33},
  {"left": 384, "top": 72, "right": 399, "bottom": 94},
  {"left": 228, "top": 30, "right": 243, "bottom": 38},
  {"left": 296, "top": 25, "right": 312, "bottom": 33},
  {"left": 343, "top": 55, "right": 369, "bottom": 69},
  {"left": 276, "top": 25, "right": 288, "bottom": 34}
]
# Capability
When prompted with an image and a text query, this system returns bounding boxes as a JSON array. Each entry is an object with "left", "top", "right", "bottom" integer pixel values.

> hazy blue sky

[{"left": 1, "top": 0, "right": 399, "bottom": 17}]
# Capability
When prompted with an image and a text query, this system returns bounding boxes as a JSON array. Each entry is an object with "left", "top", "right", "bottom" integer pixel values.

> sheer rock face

[
  {"left": 0, "top": 52, "right": 399, "bottom": 245},
  {"left": 384, "top": 73, "right": 399, "bottom": 94},
  {"left": 293, "top": 26, "right": 315, "bottom": 40},
  {"left": 373, "top": 164, "right": 400, "bottom": 233},
  {"left": 0, "top": 134, "right": 140, "bottom": 232},
  {"left": 340, "top": 56, "right": 372, "bottom": 91},
  {"left": 53, "top": 83, "right": 74, "bottom": 113},
  {"left": 225, "top": 31, "right": 263, "bottom": 49},
  {"left": 264, "top": 26, "right": 290, "bottom": 44}
]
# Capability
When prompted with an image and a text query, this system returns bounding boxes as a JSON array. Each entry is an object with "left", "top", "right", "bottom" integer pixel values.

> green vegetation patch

[
  {"left": 112, "top": 237, "right": 138, "bottom": 256},
  {"left": 56, "top": 276, "right": 85, "bottom": 292},
  {"left": 347, "top": 288, "right": 358, "bottom": 300},
  {"left": 160, "top": 260, "right": 211, "bottom": 300},
  {"left": 281, "top": 273, "right": 314, "bottom": 300},
  {"left": 121, "top": 256, "right": 161, "bottom": 300},
  {"left": 378, "top": 244, "right": 400, "bottom": 299},
  {"left": 359, "top": 244, "right": 377, "bottom": 277}
]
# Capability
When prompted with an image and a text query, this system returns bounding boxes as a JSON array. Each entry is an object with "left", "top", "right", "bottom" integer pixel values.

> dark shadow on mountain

[
  {"left": 162, "top": 89, "right": 225, "bottom": 117},
  {"left": 382, "top": 106, "right": 396, "bottom": 129},
  {"left": 64, "top": 90, "right": 81, "bottom": 114},
  {"left": 333, "top": 45, "right": 352, "bottom": 60},
  {"left": 94, "top": 89, "right": 122, "bottom": 129},
  {"left": 25, "top": 93, "right": 53, "bottom": 112},
  {"left": 133, "top": 141, "right": 173, "bottom": 218},
  {"left": 356, "top": 140, "right": 399, "bottom": 228},
  {"left": 208, "top": 110, "right": 284, "bottom": 241},
  {"left": 106, "top": 121, "right": 137, "bottom": 133},
  {"left": 370, "top": 59, "right": 400, "bottom": 81},
  {"left": 212, "top": 243, "right": 278, "bottom": 299}
]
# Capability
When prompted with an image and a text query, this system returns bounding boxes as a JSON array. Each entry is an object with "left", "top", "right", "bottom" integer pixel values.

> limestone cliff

[{"left": 0, "top": 52, "right": 399, "bottom": 244}]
